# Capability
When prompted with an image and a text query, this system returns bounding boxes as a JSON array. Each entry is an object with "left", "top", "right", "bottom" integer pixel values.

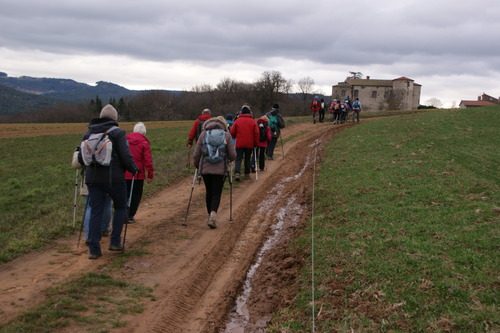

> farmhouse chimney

[{"left": 366, "top": 76, "right": 370, "bottom": 80}]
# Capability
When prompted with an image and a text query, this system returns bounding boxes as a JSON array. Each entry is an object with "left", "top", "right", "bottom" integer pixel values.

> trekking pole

[
  {"left": 254, "top": 147, "right": 259, "bottom": 181},
  {"left": 77, "top": 196, "right": 89, "bottom": 248},
  {"left": 182, "top": 168, "right": 198, "bottom": 226},
  {"left": 228, "top": 163, "right": 233, "bottom": 222},
  {"left": 73, "top": 169, "right": 78, "bottom": 229},
  {"left": 122, "top": 175, "right": 135, "bottom": 253}
]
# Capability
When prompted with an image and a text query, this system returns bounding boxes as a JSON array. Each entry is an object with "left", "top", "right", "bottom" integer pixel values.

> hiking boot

[
  {"left": 108, "top": 244, "right": 124, "bottom": 251},
  {"left": 126, "top": 217, "right": 136, "bottom": 224},
  {"left": 101, "top": 230, "right": 110, "bottom": 237},
  {"left": 235, "top": 173, "right": 241, "bottom": 181},
  {"left": 251, "top": 167, "right": 256, "bottom": 173},
  {"left": 89, "top": 252, "right": 102, "bottom": 260},
  {"left": 208, "top": 211, "right": 217, "bottom": 229},
  {"left": 244, "top": 173, "right": 251, "bottom": 179}
]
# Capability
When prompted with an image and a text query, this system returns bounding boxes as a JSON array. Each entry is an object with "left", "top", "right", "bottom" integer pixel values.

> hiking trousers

[
  {"left": 126, "top": 179, "right": 144, "bottom": 218},
  {"left": 202, "top": 174, "right": 225, "bottom": 214},
  {"left": 87, "top": 182, "right": 128, "bottom": 255},
  {"left": 235, "top": 148, "right": 253, "bottom": 175},
  {"left": 267, "top": 137, "right": 278, "bottom": 159}
]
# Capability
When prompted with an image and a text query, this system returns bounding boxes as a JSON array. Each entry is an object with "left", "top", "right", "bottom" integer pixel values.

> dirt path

[{"left": 0, "top": 121, "right": 352, "bottom": 332}]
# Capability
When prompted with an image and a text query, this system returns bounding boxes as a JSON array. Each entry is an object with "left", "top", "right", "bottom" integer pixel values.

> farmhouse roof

[
  {"left": 459, "top": 100, "right": 496, "bottom": 107},
  {"left": 345, "top": 78, "right": 393, "bottom": 87}
]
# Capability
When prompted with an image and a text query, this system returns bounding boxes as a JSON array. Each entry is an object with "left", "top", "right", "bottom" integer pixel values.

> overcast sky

[{"left": 1, "top": 0, "right": 499, "bottom": 108}]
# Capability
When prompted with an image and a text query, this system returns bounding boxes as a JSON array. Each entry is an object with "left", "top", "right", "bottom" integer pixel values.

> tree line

[{"left": 0, "top": 71, "right": 324, "bottom": 123}]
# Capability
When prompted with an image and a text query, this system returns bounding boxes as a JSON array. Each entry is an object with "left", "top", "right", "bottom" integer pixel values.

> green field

[{"left": 269, "top": 107, "right": 499, "bottom": 332}]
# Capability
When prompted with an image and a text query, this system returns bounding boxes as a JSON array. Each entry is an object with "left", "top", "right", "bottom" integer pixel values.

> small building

[
  {"left": 332, "top": 76, "right": 421, "bottom": 111},
  {"left": 459, "top": 93, "right": 499, "bottom": 108}
]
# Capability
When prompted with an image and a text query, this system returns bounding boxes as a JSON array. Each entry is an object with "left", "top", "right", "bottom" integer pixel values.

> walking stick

[
  {"left": 77, "top": 195, "right": 89, "bottom": 248},
  {"left": 228, "top": 163, "right": 233, "bottom": 222},
  {"left": 73, "top": 169, "right": 79, "bottom": 229},
  {"left": 182, "top": 168, "right": 198, "bottom": 226},
  {"left": 122, "top": 175, "right": 135, "bottom": 253},
  {"left": 254, "top": 147, "right": 259, "bottom": 181}
]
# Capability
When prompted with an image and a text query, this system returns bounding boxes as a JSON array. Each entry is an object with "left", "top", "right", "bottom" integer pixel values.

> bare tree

[
  {"left": 348, "top": 71, "right": 363, "bottom": 79},
  {"left": 425, "top": 98, "right": 443, "bottom": 108}
]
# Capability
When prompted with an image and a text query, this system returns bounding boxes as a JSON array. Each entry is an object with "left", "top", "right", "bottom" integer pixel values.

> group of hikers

[
  {"left": 310, "top": 96, "right": 362, "bottom": 124},
  {"left": 74, "top": 103, "right": 285, "bottom": 259}
]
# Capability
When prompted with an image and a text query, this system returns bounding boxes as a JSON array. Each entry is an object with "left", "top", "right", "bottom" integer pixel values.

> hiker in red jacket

[
  {"left": 125, "top": 122, "right": 154, "bottom": 224},
  {"left": 230, "top": 105, "right": 259, "bottom": 181},
  {"left": 187, "top": 108, "right": 212, "bottom": 148},
  {"left": 255, "top": 115, "right": 272, "bottom": 171},
  {"left": 310, "top": 96, "right": 321, "bottom": 124}
]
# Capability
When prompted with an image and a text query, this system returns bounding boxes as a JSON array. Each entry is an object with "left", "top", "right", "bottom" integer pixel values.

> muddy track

[{"left": 0, "top": 121, "right": 352, "bottom": 332}]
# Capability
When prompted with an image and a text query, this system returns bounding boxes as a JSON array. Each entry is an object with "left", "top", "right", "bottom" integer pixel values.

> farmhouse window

[
  {"left": 371, "top": 91, "right": 377, "bottom": 98},
  {"left": 353, "top": 90, "right": 359, "bottom": 98}
]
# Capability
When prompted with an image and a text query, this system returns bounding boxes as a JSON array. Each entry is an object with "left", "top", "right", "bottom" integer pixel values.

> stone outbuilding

[{"left": 332, "top": 76, "right": 421, "bottom": 111}]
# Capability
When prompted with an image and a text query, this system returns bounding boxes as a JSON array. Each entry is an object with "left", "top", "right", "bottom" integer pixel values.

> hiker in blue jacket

[{"left": 78, "top": 104, "right": 138, "bottom": 259}]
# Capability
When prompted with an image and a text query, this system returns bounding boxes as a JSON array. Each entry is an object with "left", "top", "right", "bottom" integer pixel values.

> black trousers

[
  {"left": 202, "top": 174, "right": 225, "bottom": 214},
  {"left": 267, "top": 136, "right": 278, "bottom": 158},
  {"left": 126, "top": 179, "right": 144, "bottom": 218},
  {"left": 235, "top": 148, "right": 253, "bottom": 175}
]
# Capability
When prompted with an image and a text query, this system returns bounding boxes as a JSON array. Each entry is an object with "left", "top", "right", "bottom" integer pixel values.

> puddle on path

[{"left": 224, "top": 143, "right": 318, "bottom": 332}]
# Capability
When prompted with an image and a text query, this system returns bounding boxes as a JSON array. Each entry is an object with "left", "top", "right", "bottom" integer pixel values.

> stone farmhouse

[
  {"left": 459, "top": 93, "right": 499, "bottom": 108},
  {"left": 332, "top": 76, "right": 421, "bottom": 111}
]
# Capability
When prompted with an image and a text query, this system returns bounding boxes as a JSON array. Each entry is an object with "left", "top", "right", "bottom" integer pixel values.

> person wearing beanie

[
  {"left": 255, "top": 115, "right": 272, "bottom": 171},
  {"left": 265, "top": 104, "right": 286, "bottom": 160},
  {"left": 230, "top": 105, "right": 259, "bottom": 181},
  {"left": 78, "top": 104, "right": 138, "bottom": 259},
  {"left": 187, "top": 108, "right": 212, "bottom": 148},
  {"left": 100, "top": 104, "right": 118, "bottom": 121},
  {"left": 193, "top": 117, "right": 236, "bottom": 228},
  {"left": 125, "top": 122, "right": 155, "bottom": 224}
]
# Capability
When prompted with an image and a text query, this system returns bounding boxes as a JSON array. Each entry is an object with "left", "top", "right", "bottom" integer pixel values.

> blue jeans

[
  {"left": 84, "top": 195, "right": 112, "bottom": 240},
  {"left": 87, "top": 182, "right": 128, "bottom": 255}
]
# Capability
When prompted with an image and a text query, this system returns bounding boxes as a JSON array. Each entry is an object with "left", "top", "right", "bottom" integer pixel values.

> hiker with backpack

[
  {"left": 352, "top": 97, "right": 362, "bottom": 123},
  {"left": 193, "top": 116, "right": 236, "bottom": 228},
  {"left": 72, "top": 148, "right": 112, "bottom": 242},
  {"left": 255, "top": 115, "right": 272, "bottom": 171},
  {"left": 187, "top": 108, "right": 212, "bottom": 148},
  {"left": 230, "top": 105, "right": 259, "bottom": 181},
  {"left": 310, "top": 96, "right": 321, "bottom": 124},
  {"left": 125, "top": 122, "right": 154, "bottom": 224},
  {"left": 78, "top": 104, "right": 139, "bottom": 259},
  {"left": 319, "top": 98, "right": 326, "bottom": 123},
  {"left": 265, "top": 104, "right": 285, "bottom": 160}
]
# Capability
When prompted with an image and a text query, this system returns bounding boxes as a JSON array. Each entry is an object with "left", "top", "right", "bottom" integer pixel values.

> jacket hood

[
  {"left": 88, "top": 117, "right": 118, "bottom": 133},
  {"left": 203, "top": 117, "right": 227, "bottom": 131},
  {"left": 126, "top": 132, "right": 148, "bottom": 145},
  {"left": 198, "top": 113, "right": 212, "bottom": 121}
]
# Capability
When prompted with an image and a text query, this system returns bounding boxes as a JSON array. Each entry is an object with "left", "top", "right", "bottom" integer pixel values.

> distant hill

[
  {"left": 0, "top": 72, "right": 140, "bottom": 115},
  {"left": 0, "top": 84, "right": 62, "bottom": 115}
]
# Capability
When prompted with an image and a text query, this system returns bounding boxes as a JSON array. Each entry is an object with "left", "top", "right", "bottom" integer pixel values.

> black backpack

[
  {"left": 258, "top": 122, "right": 268, "bottom": 142},
  {"left": 195, "top": 119, "right": 206, "bottom": 140}
]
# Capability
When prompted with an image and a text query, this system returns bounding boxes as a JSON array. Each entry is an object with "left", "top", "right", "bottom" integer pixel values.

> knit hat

[
  {"left": 226, "top": 113, "right": 233, "bottom": 121},
  {"left": 241, "top": 106, "right": 251, "bottom": 114},
  {"left": 272, "top": 103, "right": 280, "bottom": 110},
  {"left": 100, "top": 104, "right": 118, "bottom": 121},
  {"left": 202, "top": 108, "right": 211, "bottom": 114}
]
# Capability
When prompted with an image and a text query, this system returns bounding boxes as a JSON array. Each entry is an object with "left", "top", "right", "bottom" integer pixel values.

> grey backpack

[
  {"left": 80, "top": 126, "right": 118, "bottom": 166},
  {"left": 202, "top": 129, "right": 227, "bottom": 163}
]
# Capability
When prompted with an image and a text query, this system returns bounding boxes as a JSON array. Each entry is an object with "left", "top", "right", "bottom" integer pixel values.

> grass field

[{"left": 269, "top": 106, "right": 499, "bottom": 332}]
